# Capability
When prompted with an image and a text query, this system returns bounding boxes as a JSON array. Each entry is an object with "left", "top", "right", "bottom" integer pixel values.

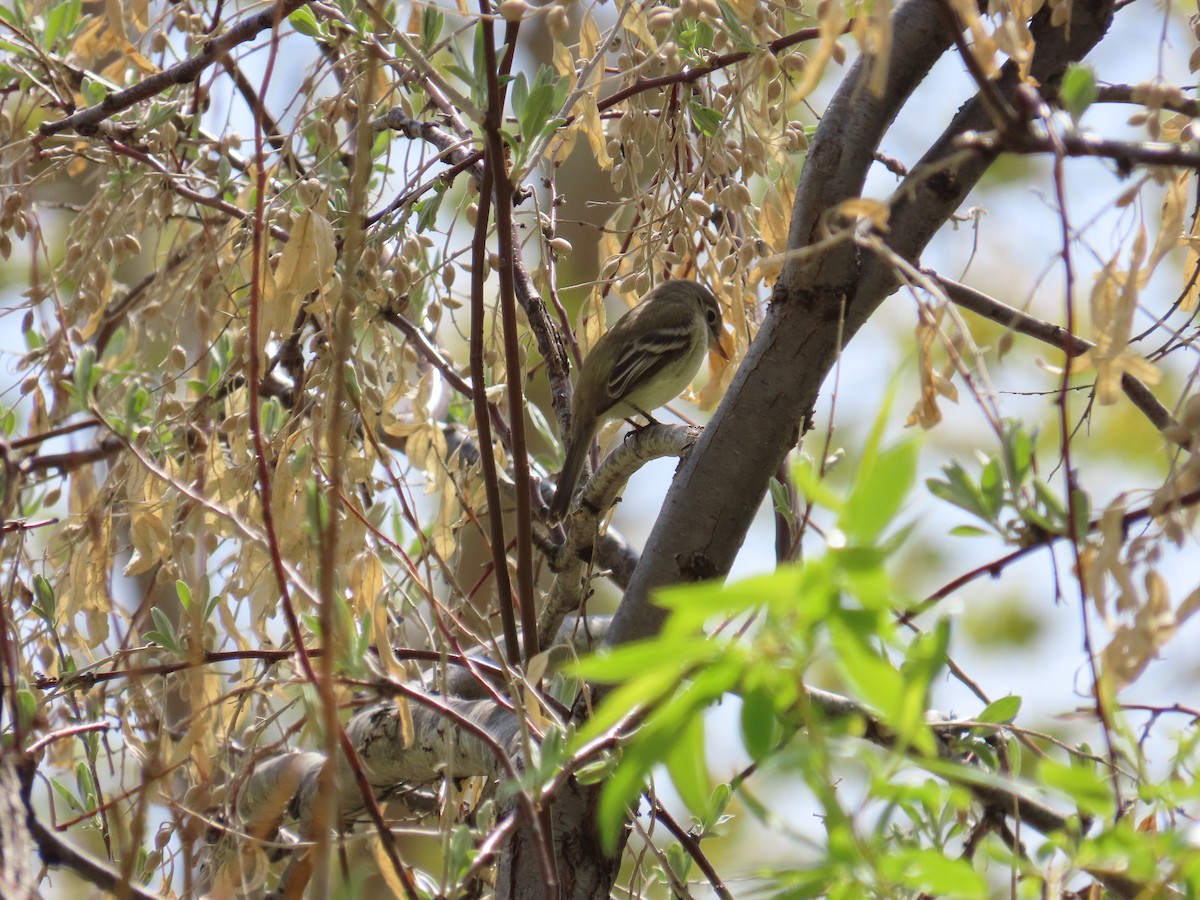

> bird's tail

[{"left": 549, "top": 427, "right": 592, "bottom": 520}]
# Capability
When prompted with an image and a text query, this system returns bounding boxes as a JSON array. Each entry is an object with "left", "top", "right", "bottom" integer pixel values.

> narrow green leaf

[
  {"left": 688, "top": 101, "right": 722, "bottom": 137},
  {"left": 841, "top": 436, "right": 920, "bottom": 543},
  {"left": 740, "top": 686, "right": 780, "bottom": 762},
  {"left": 1003, "top": 420, "right": 1033, "bottom": 486},
  {"left": 949, "top": 524, "right": 992, "bottom": 536},
  {"left": 33, "top": 574, "right": 56, "bottom": 623},
  {"left": 288, "top": 6, "right": 321, "bottom": 37},
  {"left": 1070, "top": 486, "right": 1091, "bottom": 541},
  {"left": 50, "top": 777, "right": 83, "bottom": 812},
  {"left": 828, "top": 616, "right": 902, "bottom": 721},
  {"left": 791, "top": 455, "right": 843, "bottom": 512},
  {"left": 510, "top": 72, "right": 529, "bottom": 123},
  {"left": 714, "top": 0, "right": 754, "bottom": 50},
  {"left": 421, "top": 5, "right": 444, "bottom": 48},
  {"left": 571, "top": 665, "right": 684, "bottom": 747},
  {"left": 927, "top": 461, "right": 993, "bottom": 523},
  {"left": 1061, "top": 63, "right": 1097, "bottom": 123},
  {"left": 1040, "top": 758, "right": 1116, "bottom": 818},
  {"left": 979, "top": 457, "right": 1003, "bottom": 516},
  {"left": 768, "top": 475, "right": 796, "bottom": 525},
  {"left": 665, "top": 712, "right": 710, "bottom": 818},
  {"left": 1032, "top": 478, "right": 1067, "bottom": 529},
  {"left": 520, "top": 83, "right": 557, "bottom": 145},
  {"left": 44, "top": 0, "right": 81, "bottom": 48},
  {"left": 977, "top": 695, "right": 1021, "bottom": 724},
  {"left": 572, "top": 636, "right": 711, "bottom": 683},
  {"left": 880, "top": 848, "right": 987, "bottom": 899}
]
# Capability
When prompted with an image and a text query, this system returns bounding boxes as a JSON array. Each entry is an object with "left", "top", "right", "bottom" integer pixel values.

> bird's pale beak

[{"left": 712, "top": 333, "right": 731, "bottom": 361}]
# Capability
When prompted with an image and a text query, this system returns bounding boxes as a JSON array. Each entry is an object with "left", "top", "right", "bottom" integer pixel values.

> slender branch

[
  {"left": 19, "top": 439, "right": 122, "bottom": 475},
  {"left": 905, "top": 484, "right": 1200, "bottom": 622},
  {"left": 9, "top": 418, "right": 101, "bottom": 450},
  {"left": 480, "top": 7, "right": 539, "bottom": 668},
  {"left": 468, "top": 152, "right": 520, "bottom": 667},
  {"left": 958, "top": 126, "right": 1200, "bottom": 173},
  {"left": 103, "top": 137, "right": 290, "bottom": 242},
  {"left": 596, "top": 26, "right": 839, "bottom": 117},
  {"left": 930, "top": 271, "right": 1178, "bottom": 437},
  {"left": 29, "top": 807, "right": 164, "bottom": 899},
  {"left": 38, "top": 0, "right": 315, "bottom": 137},
  {"left": 1095, "top": 83, "right": 1200, "bottom": 118},
  {"left": 650, "top": 800, "right": 734, "bottom": 900}
]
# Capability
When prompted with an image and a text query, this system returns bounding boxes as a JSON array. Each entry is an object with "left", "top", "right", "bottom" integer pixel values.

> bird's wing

[{"left": 604, "top": 317, "right": 694, "bottom": 408}]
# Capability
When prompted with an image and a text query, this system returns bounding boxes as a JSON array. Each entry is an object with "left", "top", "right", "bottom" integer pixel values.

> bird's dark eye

[{"left": 707, "top": 308, "right": 718, "bottom": 324}]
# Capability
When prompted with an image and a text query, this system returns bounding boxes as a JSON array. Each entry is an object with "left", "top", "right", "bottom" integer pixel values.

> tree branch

[
  {"left": 930, "top": 270, "right": 1178, "bottom": 437},
  {"left": 38, "top": 0, "right": 315, "bottom": 138}
]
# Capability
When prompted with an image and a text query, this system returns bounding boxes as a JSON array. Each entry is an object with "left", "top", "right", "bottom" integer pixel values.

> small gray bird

[{"left": 550, "top": 279, "right": 728, "bottom": 520}]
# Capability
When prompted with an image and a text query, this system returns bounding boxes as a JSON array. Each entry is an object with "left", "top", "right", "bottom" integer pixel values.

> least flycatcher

[{"left": 549, "top": 279, "right": 728, "bottom": 520}]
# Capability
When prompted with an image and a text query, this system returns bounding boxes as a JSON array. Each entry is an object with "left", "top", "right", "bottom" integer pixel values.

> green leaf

[
  {"left": 44, "top": 0, "right": 81, "bottom": 48},
  {"left": 81, "top": 76, "right": 107, "bottom": 107},
  {"left": 597, "top": 660, "right": 740, "bottom": 847},
  {"left": 703, "top": 782, "right": 732, "bottom": 831},
  {"left": 715, "top": 0, "right": 755, "bottom": 51},
  {"left": 688, "top": 101, "right": 722, "bottom": 137},
  {"left": 1070, "top": 485, "right": 1091, "bottom": 541},
  {"left": 146, "top": 608, "right": 179, "bottom": 652},
  {"left": 518, "top": 71, "right": 560, "bottom": 147},
  {"left": 665, "top": 711, "right": 710, "bottom": 818},
  {"left": 977, "top": 694, "right": 1022, "bottom": 724},
  {"left": 50, "top": 777, "right": 83, "bottom": 812},
  {"left": 740, "top": 686, "right": 781, "bottom": 762},
  {"left": 306, "top": 480, "right": 329, "bottom": 535},
  {"left": 75, "top": 762, "right": 97, "bottom": 808},
  {"left": 1031, "top": 478, "right": 1067, "bottom": 530},
  {"left": 175, "top": 580, "right": 193, "bottom": 610},
  {"left": 791, "top": 455, "right": 843, "bottom": 512},
  {"left": 841, "top": 436, "right": 920, "bottom": 543},
  {"left": 421, "top": 4, "right": 444, "bottom": 48},
  {"left": 979, "top": 456, "right": 1003, "bottom": 517},
  {"left": 828, "top": 616, "right": 901, "bottom": 718},
  {"left": 571, "top": 664, "right": 686, "bottom": 748},
  {"left": 510, "top": 72, "right": 529, "bottom": 124},
  {"left": 74, "top": 345, "right": 98, "bottom": 402},
  {"left": 927, "top": 461, "right": 994, "bottom": 524},
  {"left": 288, "top": 6, "right": 322, "bottom": 37},
  {"left": 1040, "top": 757, "right": 1116, "bottom": 818},
  {"left": 949, "top": 524, "right": 991, "bottom": 537},
  {"left": 1061, "top": 63, "right": 1097, "bottom": 123},
  {"left": 414, "top": 185, "right": 445, "bottom": 233},
  {"left": 879, "top": 848, "right": 987, "bottom": 899},
  {"left": 32, "top": 574, "right": 56, "bottom": 624},
  {"left": 665, "top": 841, "right": 691, "bottom": 882},
  {"left": 572, "top": 635, "right": 712, "bottom": 683},
  {"left": 471, "top": 23, "right": 489, "bottom": 110},
  {"left": 1002, "top": 420, "right": 1033, "bottom": 486},
  {"left": 124, "top": 385, "right": 149, "bottom": 424},
  {"left": 898, "top": 621, "right": 948, "bottom": 756},
  {"left": 14, "top": 687, "right": 36, "bottom": 733}
]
